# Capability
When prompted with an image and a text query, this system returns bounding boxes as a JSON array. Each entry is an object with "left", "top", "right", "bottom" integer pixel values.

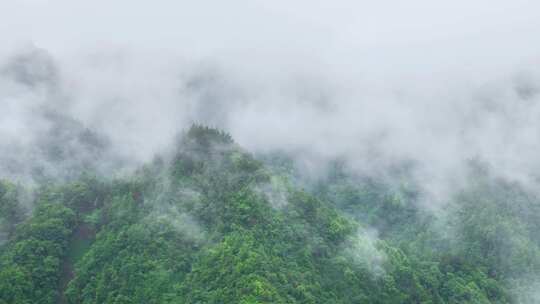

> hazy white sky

[{"left": 1, "top": 1, "right": 539, "bottom": 67}]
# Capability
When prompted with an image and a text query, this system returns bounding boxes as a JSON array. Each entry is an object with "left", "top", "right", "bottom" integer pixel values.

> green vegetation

[{"left": 0, "top": 125, "right": 538, "bottom": 303}]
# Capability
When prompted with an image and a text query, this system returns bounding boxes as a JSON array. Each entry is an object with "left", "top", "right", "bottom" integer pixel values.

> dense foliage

[{"left": 1, "top": 125, "right": 539, "bottom": 303}]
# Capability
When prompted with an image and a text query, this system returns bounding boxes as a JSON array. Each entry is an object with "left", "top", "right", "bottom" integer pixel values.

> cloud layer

[{"left": 0, "top": 1, "right": 539, "bottom": 202}]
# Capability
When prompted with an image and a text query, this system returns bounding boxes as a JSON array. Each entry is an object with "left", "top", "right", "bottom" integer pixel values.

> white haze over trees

[{"left": 1, "top": 0, "right": 540, "bottom": 203}]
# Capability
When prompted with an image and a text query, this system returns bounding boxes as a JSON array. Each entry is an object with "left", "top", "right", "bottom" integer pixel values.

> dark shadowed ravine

[{"left": 57, "top": 222, "right": 95, "bottom": 304}]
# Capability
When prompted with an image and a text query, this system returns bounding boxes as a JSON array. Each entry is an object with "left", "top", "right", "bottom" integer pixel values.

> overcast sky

[{"left": 1, "top": 1, "right": 539, "bottom": 69}]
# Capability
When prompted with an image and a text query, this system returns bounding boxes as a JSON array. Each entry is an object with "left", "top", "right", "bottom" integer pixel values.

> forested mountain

[{"left": 1, "top": 125, "right": 539, "bottom": 303}]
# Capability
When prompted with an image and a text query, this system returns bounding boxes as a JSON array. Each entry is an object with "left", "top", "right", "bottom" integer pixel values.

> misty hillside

[
  {"left": 2, "top": 1, "right": 540, "bottom": 304},
  {"left": 1, "top": 125, "right": 539, "bottom": 303}
]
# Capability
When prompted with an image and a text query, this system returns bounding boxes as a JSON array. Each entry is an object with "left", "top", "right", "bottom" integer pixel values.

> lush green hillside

[{"left": 1, "top": 125, "right": 539, "bottom": 303}]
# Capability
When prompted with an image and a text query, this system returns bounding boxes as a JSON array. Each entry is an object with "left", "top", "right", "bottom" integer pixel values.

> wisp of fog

[{"left": 1, "top": 0, "right": 540, "bottom": 206}]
